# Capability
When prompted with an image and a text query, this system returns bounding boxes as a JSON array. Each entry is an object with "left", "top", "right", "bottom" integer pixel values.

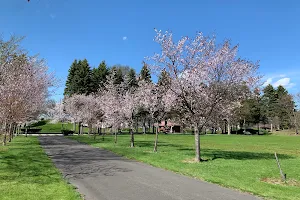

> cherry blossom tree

[
  {"left": 147, "top": 29, "right": 260, "bottom": 162},
  {"left": 102, "top": 73, "right": 140, "bottom": 146},
  {"left": 64, "top": 94, "right": 104, "bottom": 137},
  {"left": 0, "top": 36, "right": 54, "bottom": 145},
  {"left": 137, "top": 80, "right": 176, "bottom": 152}
]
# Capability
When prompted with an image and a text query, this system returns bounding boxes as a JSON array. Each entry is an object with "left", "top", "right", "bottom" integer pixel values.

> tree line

[
  {"left": 64, "top": 60, "right": 151, "bottom": 96},
  {"left": 0, "top": 36, "right": 53, "bottom": 145}
]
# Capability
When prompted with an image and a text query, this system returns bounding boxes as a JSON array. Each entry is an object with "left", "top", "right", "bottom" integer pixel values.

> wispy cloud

[
  {"left": 122, "top": 36, "right": 127, "bottom": 41},
  {"left": 262, "top": 78, "right": 272, "bottom": 87}
]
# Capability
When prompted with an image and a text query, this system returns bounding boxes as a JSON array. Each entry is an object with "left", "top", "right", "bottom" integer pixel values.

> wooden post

[{"left": 274, "top": 152, "right": 286, "bottom": 182}]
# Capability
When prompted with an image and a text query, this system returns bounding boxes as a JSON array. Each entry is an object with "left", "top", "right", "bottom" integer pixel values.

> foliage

[
  {"left": 64, "top": 59, "right": 93, "bottom": 96},
  {"left": 91, "top": 60, "right": 109, "bottom": 93},
  {"left": 61, "top": 129, "right": 74, "bottom": 136},
  {"left": 139, "top": 62, "right": 152, "bottom": 82}
]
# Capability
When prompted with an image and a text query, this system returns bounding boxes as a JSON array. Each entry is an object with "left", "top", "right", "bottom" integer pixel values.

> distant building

[{"left": 155, "top": 120, "right": 182, "bottom": 133}]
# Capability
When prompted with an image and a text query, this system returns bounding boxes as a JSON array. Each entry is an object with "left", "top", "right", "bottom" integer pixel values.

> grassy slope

[
  {"left": 69, "top": 134, "right": 300, "bottom": 200},
  {"left": 0, "top": 136, "right": 81, "bottom": 200},
  {"left": 32, "top": 121, "right": 88, "bottom": 133}
]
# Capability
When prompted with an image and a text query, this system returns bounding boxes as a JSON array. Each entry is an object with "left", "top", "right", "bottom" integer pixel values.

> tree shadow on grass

[
  {"left": 0, "top": 146, "right": 63, "bottom": 185},
  {"left": 177, "top": 148, "right": 294, "bottom": 160},
  {"left": 135, "top": 140, "right": 187, "bottom": 149}
]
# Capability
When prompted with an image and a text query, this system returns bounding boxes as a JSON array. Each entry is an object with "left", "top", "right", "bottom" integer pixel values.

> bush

[
  {"left": 61, "top": 130, "right": 74, "bottom": 136},
  {"left": 30, "top": 120, "right": 47, "bottom": 127}
]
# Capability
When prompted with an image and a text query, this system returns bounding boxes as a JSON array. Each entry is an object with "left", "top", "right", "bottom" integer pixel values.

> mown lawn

[
  {"left": 0, "top": 136, "right": 81, "bottom": 200},
  {"left": 31, "top": 120, "right": 88, "bottom": 133},
  {"left": 69, "top": 134, "right": 300, "bottom": 200}
]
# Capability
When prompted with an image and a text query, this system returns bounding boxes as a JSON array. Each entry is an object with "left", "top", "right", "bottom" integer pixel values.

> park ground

[
  {"left": 68, "top": 134, "right": 300, "bottom": 200},
  {"left": 1, "top": 130, "right": 300, "bottom": 200},
  {"left": 0, "top": 136, "right": 81, "bottom": 200}
]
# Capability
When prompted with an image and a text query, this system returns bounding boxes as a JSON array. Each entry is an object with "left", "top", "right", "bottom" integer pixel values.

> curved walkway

[{"left": 39, "top": 136, "right": 260, "bottom": 200}]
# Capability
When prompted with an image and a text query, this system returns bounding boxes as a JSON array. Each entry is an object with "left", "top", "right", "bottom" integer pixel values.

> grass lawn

[
  {"left": 31, "top": 120, "right": 88, "bottom": 133},
  {"left": 0, "top": 136, "right": 81, "bottom": 200},
  {"left": 69, "top": 134, "right": 300, "bottom": 200}
]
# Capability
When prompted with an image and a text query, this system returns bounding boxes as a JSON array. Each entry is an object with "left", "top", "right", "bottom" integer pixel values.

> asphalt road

[{"left": 39, "top": 136, "right": 260, "bottom": 200}]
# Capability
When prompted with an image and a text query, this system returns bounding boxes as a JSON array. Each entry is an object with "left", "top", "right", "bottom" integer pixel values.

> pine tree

[
  {"left": 157, "top": 69, "right": 170, "bottom": 87},
  {"left": 64, "top": 59, "right": 79, "bottom": 96},
  {"left": 125, "top": 68, "right": 138, "bottom": 89},
  {"left": 276, "top": 85, "right": 293, "bottom": 129},
  {"left": 64, "top": 59, "right": 92, "bottom": 96},
  {"left": 140, "top": 62, "right": 151, "bottom": 82},
  {"left": 113, "top": 68, "right": 124, "bottom": 85},
  {"left": 91, "top": 60, "right": 109, "bottom": 93}
]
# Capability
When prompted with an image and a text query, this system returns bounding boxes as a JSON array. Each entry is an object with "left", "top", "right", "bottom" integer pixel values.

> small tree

[{"left": 137, "top": 80, "right": 175, "bottom": 152}]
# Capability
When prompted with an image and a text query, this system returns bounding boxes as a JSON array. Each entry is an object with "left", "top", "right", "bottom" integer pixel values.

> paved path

[{"left": 39, "top": 136, "right": 260, "bottom": 200}]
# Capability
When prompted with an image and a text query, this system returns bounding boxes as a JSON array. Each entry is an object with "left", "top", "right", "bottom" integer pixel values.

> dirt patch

[{"left": 261, "top": 177, "right": 300, "bottom": 187}]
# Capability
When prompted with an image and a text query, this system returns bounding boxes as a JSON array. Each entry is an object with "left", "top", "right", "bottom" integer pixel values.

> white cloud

[
  {"left": 122, "top": 36, "right": 127, "bottom": 41},
  {"left": 273, "top": 77, "right": 295, "bottom": 88},
  {"left": 262, "top": 78, "right": 272, "bottom": 87},
  {"left": 262, "top": 75, "right": 296, "bottom": 89}
]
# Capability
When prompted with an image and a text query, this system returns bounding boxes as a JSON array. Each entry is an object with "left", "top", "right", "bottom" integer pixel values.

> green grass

[
  {"left": 69, "top": 134, "right": 300, "bottom": 200},
  {"left": 0, "top": 136, "right": 81, "bottom": 200},
  {"left": 32, "top": 120, "right": 88, "bottom": 133},
  {"left": 270, "top": 129, "right": 298, "bottom": 136}
]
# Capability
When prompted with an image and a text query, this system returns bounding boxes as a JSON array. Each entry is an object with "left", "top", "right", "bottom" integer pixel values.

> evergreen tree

[
  {"left": 110, "top": 67, "right": 124, "bottom": 85},
  {"left": 276, "top": 85, "right": 293, "bottom": 129},
  {"left": 157, "top": 69, "right": 171, "bottom": 87},
  {"left": 261, "top": 84, "right": 277, "bottom": 125},
  {"left": 140, "top": 62, "right": 151, "bottom": 82},
  {"left": 91, "top": 60, "right": 109, "bottom": 93},
  {"left": 125, "top": 68, "right": 138, "bottom": 89},
  {"left": 64, "top": 59, "right": 79, "bottom": 96},
  {"left": 64, "top": 59, "right": 92, "bottom": 96}
]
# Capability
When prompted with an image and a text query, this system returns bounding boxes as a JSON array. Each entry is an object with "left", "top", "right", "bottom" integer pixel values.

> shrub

[{"left": 61, "top": 130, "right": 74, "bottom": 136}]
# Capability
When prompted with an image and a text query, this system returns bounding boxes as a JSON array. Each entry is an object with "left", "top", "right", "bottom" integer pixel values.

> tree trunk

[
  {"left": 88, "top": 124, "right": 92, "bottom": 136},
  {"left": 152, "top": 124, "right": 155, "bottom": 134},
  {"left": 270, "top": 123, "right": 273, "bottom": 132},
  {"left": 130, "top": 127, "right": 134, "bottom": 147},
  {"left": 114, "top": 129, "right": 117, "bottom": 143},
  {"left": 194, "top": 123, "right": 200, "bottom": 162},
  {"left": 257, "top": 123, "right": 260, "bottom": 135},
  {"left": 227, "top": 119, "right": 231, "bottom": 135},
  {"left": 148, "top": 119, "right": 151, "bottom": 134},
  {"left": 25, "top": 127, "right": 28, "bottom": 137},
  {"left": 2, "top": 123, "right": 7, "bottom": 146},
  {"left": 243, "top": 118, "right": 246, "bottom": 133},
  {"left": 153, "top": 121, "right": 159, "bottom": 152},
  {"left": 293, "top": 112, "right": 298, "bottom": 135},
  {"left": 8, "top": 123, "right": 13, "bottom": 142},
  {"left": 3, "top": 132, "right": 6, "bottom": 146},
  {"left": 80, "top": 124, "right": 83, "bottom": 135},
  {"left": 78, "top": 122, "right": 81, "bottom": 135},
  {"left": 93, "top": 126, "right": 97, "bottom": 140},
  {"left": 143, "top": 120, "right": 146, "bottom": 134}
]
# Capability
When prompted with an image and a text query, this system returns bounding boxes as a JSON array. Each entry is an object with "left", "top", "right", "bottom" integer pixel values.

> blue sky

[{"left": 1, "top": 0, "right": 300, "bottom": 100}]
